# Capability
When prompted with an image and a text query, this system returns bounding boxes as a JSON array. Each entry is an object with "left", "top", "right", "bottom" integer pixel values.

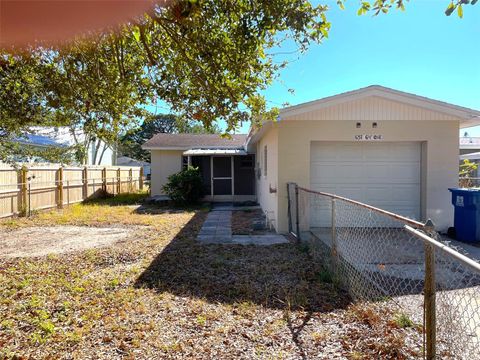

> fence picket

[{"left": 0, "top": 165, "right": 143, "bottom": 218}]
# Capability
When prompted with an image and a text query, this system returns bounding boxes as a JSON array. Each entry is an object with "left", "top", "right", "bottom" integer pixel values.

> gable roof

[
  {"left": 142, "top": 133, "right": 247, "bottom": 150},
  {"left": 279, "top": 85, "right": 480, "bottom": 125}
]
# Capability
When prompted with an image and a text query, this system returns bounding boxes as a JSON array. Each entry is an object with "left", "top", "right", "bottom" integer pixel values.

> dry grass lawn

[{"left": 0, "top": 193, "right": 422, "bottom": 359}]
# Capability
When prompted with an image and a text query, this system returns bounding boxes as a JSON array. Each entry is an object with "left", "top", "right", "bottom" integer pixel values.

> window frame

[{"left": 182, "top": 156, "right": 188, "bottom": 170}]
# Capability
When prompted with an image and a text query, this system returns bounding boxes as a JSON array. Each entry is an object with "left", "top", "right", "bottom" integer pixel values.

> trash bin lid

[{"left": 449, "top": 188, "right": 480, "bottom": 193}]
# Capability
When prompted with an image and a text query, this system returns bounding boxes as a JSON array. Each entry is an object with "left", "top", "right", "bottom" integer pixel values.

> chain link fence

[{"left": 287, "top": 182, "right": 480, "bottom": 359}]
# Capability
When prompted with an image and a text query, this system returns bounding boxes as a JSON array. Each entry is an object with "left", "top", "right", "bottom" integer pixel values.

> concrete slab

[
  {"left": 232, "top": 235, "right": 289, "bottom": 246},
  {"left": 197, "top": 207, "right": 288, "bottom": 246}
]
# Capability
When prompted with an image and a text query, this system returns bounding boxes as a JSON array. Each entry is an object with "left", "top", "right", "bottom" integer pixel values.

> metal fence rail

[
  {"left": 0, "top": 165, "right": 144, "bottom": 218},
  {"left": 287, "top": 182, "right": 480, "bottom": 360}
]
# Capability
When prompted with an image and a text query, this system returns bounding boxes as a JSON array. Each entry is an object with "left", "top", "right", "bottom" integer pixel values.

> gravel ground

[{"left": 0, "top": 225, "right": 137, "bottom": 258}]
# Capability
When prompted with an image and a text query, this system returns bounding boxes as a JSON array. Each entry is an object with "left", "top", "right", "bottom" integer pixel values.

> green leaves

[
  {"left": 445, "top": 0, "right": 477, "bottom": 17},
  {"left": 445, "top": 1, "right": 456, "bottom": 15},
  {"left": 1, "top": 0, "right": 332, "bottom": 140},
  {"left": 357, "top": 2, "right": 371, "bottom": 15}
]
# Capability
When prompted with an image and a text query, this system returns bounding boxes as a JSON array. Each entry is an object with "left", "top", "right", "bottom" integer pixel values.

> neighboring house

[
  {"left": 17, "top": 134, "right": 65, "bottom": 149},
  {"left": 117, "top": 156, "right": 151, "bottom": 177},
  {"left": 143, "top": 85, "right": 480, "bottom": 233},
  {"left": 460, "top": 136, "right": 480, "bottom": 155},
  {"left": 14, "top": 133, "right": 69, "bottom": 163},
  {"left": 29, "top": 127, "right": 116, "bottom": 166}
]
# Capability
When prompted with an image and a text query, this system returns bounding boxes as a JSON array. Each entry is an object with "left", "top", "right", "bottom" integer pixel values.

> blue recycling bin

[{"left": 449, "top": 188, "right": 480, "bottom": 243}]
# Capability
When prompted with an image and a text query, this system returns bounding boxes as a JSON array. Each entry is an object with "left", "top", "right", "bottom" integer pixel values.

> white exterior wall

[
  {"left": 275, "top": 120, "right": 459, "bottom": 233},
  {"left": 263, "top": 96, "right": 462, "bottom": 233},
  {"left": 150, "top": 150, "right": 183, "bottom": 196},
  {"left": 255, "top": 125, "right": 279, "bottom": 229},
  {"left": 88, "top": 142, "right": 114, "bottom": 166}
]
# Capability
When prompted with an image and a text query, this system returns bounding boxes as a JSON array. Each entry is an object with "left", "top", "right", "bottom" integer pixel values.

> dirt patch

[
  {"left": 0, "top": 225, "right": 136, "bottom": 258},
  {"left": 231, "top": 209, "right": 274, "bottom": 235}
]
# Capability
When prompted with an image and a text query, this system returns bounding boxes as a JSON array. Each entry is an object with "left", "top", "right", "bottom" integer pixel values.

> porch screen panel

[
  {"left": 234, "top": 155, "right": 255, "bottom": 195},
  {"left": 192, "top": 156, "right": 211, "bottom": 195},
  {"left": 213, "top": 179, "right": 232, "bottom": 195},
  {"left": 213, "top": 157, "right": 232, "bottom": 177}
]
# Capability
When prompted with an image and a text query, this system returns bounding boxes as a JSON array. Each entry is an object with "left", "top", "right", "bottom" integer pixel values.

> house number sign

[{"left": 355, "top": 134, "right": 383, "bottom": 141}]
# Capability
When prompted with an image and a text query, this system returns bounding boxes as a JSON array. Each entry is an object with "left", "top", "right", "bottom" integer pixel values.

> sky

[{"left": 152, "top": 0, "right": 480, "bottom": 134}]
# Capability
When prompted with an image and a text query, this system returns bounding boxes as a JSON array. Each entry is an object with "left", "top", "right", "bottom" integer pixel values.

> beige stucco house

[{"left": 144, "top": 85, "right": 480, "bottom": 233}]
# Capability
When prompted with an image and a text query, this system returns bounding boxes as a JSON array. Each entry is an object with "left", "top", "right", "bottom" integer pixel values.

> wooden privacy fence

[{"left": 0, "top": 164, "right": 144, "bottom": 218}]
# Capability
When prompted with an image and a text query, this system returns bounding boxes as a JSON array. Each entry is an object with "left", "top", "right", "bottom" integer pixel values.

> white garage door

[{"left": 310, "top": 142, "right": 421, "bottom": 227}]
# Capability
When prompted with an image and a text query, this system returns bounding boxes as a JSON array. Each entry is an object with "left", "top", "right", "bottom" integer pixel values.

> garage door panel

[
  {"left": 311, "top": 163, "right": 366, "bottom": 184},
  {"left": 388, "top": 164, "right": 420, "bottom": 182},
  {"left": 390, "top": 186, "right": 420, "bottom": 204},
  {"left": 365, "top": 185, "right": 419, "bottom": 203},
  {"left": 364, "top": 165, "right": 395, "bottom": 182},
  {"left": 313, "top": 162, "right": 420, "bottom": 185},
  {"left": 311, "top": 185, "right": 364, "bottom": 202},
  {"left": 391, "top": 143, "right": 421, "bottom": 161},
  {"left": 310, "top": 142, "right": 421, "bottom": 227},
  {"left": 311, "top": 143, "right": 363, "bottom": 161}
]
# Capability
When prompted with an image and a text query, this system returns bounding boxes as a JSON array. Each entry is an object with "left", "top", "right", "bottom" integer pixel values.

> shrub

[{"left": 162, "top": 167, "right": 204, "bottom": 204}]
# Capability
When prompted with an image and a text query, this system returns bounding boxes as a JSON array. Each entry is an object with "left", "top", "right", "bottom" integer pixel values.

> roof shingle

[{"left": 142, "top": 133, "right": 247, "bottom": 150}]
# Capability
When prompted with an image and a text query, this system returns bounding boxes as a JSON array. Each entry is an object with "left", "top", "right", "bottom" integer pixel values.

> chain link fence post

[
  {"left": 287, "top": 183, "right": 292, "bottom": 234},
  {"left": 331, "top": 198, "right": 338, "bottom": 277},
  {"left": 295, "top": 183, "right": 300, "bottom": 242},
  {"left": 422, "top": 219, "right": 437, "bottom": 360},
  {"left": 424, "top": 241, "right": 436, "bottom": 360}
]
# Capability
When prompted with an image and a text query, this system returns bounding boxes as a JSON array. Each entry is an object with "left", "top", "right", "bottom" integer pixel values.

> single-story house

[
  {"left": 30, "top": 127, "right": 116, "bottom": 166},
  {"left": 143, "top": 85, "right": 480, "bottom": 233}
]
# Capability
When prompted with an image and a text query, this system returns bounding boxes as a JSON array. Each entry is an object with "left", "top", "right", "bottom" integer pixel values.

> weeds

[
  {"left": 394, "top": 312, "right": 414, "bottom": 328},
  {"left": 0, "top": 201, "right": 422, "bottom": 359},
  {"left": 316, "top": 267, "right": 334, "bottom": 284}
]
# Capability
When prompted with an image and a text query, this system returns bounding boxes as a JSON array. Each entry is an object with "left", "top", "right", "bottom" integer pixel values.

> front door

[{"left": 212, "top": 156, "right": 233, "bottom": 199}]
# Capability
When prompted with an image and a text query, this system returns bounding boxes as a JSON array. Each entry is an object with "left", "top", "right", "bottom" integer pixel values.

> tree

[
  {"left": 0, "top": 51, "right": 56, "bottom": 161},
  {"left": 41, "top": 32, "right": 152, "bottom": 165},
  {"left": 132, "top": 0, "right": 330, "bottom": 132},
  {"left": 353, "top": 0, "right": 477, "bottom": 17},
  {"left": 119, "top": 113, "right": 221, "bottom": 161},
  {"left": 459, "top": 159, "right": 478, "bottom": 187},
  {"left": 1, "top": 0, "right": 476, "bottom": 164}
]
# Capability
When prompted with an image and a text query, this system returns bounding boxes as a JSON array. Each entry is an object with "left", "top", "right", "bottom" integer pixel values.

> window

[
  {"left": 263, "top": 145, "right": 268, "bottom": 177},
  {"left": 182, "top": 156, "right": 188, "bottom": 169}
]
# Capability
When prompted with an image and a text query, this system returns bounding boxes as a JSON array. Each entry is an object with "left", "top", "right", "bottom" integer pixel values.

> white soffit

[{"left": 183, "top": 149, "right": 248, "bottom": 156}]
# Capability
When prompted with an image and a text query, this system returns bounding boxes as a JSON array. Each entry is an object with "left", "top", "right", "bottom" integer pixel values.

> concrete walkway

[
  {"left": 197, "top": 208, "right": 288, "bottom": 245},
  {"left": 197, "top": 209, "right": 232, "bottom": 243}
]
